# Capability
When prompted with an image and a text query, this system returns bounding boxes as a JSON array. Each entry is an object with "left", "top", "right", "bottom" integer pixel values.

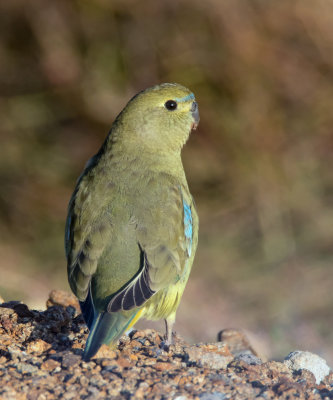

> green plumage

[{"left": 65, "top": 83, "right": 199, "bottom": 360}]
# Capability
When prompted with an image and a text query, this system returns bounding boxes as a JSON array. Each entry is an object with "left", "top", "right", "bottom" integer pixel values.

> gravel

[{"left": 0, "top": 290, "right": 331, "bottom": 399}]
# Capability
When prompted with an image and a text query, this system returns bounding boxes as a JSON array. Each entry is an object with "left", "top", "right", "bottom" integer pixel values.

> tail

[{"left": 83, "top": 310, "right": 141, "bottom": 361}]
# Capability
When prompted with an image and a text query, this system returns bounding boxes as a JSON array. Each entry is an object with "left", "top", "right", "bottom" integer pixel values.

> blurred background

[{"left": 0, "top": 0, "right": 332, "bottom": 364}]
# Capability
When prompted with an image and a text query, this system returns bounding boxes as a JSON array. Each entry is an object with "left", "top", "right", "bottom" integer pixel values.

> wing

[
  {"left": 66, "top": 207, "right": 110, "bottom": 302},
  {"left": 66, "top": 178, "right": 113, "bottom": 327},
  {"left": 107, "top": 246, "right": 155, "bottom": 312},
  {"left": 105, "top": 184, "right": 198, "bottom": 313},
  {"left": 65, "top": 150, "right": 111, "bottom": 302}
]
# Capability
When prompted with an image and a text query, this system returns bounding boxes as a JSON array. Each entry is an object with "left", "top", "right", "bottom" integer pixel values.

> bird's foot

[
  {"left": 159, "top": 331, "right": 176, "bottom": 352},
  {"left": 159, "top": 340, "right": 171, "bottom": 352}
]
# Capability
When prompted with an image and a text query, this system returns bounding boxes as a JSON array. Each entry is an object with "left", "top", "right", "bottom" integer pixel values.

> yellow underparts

[{"left": 142, "top": 280, "right": 186, "bottom": 321}]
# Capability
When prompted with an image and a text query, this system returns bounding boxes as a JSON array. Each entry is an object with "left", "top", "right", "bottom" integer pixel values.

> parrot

[{"left": 65, "top": 83, "right": 199, "bottom": 360}]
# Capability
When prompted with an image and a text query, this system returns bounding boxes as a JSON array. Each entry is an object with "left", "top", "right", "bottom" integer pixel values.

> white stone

[{"left": 284, "top": 350, "right": 331, "bottom": 384}]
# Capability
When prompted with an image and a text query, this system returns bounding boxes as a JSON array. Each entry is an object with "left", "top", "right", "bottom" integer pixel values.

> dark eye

[{"left": 165, "top": 100, "right": 178, "bottom": 111}]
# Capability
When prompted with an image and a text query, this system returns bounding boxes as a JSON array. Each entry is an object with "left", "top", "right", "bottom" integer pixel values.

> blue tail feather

[
  {"left": 79, "top": 288, "right": 96, "bottom": 330},
  {"left": 83, "top": 311, "right": 138, "bottom": 360}
]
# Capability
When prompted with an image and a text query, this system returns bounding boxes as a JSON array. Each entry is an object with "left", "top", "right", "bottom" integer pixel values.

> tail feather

[
  {"left": 83, "top": 311, "right": 139, "bottom": 361},
  {"left": 79, "top": 288, "right": 96, "bottom": 330}
]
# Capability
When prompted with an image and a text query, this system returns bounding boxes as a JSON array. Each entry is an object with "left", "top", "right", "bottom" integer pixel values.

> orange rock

[
  {"left": 154, "top": 362, "right": 174, "bottom": 371},
  {"left": 26, "top": 339, "right": 52, "bottom": 354},
  {"left": 130, "top": 340, "right": 143, "bottom": 348},
  {"left": 202, "top": 343, "right": 233, "bottom": 357},
  {"left": 41, "top": 359, "right": 61, "bottom": 371},
  {"left": 134, "top": 382, "right": 150, "bottom": 399},
  {"left": 72, "top": 342, "right": 84, "bottom": 349},
  {"left": 94, "top": 344, "right": 117, "bottom": 359},
  {"left": 178, "top": 376, "right": 188, "bottom": 386},
  {"left": 46, "top": 290, "right": 80, "bottom": 313},
  {"left": 130, "top": 354, "right": 138, "bottom": 361},
  {"left": 117, "top": 357, "right": 131, "bottom": 368}
]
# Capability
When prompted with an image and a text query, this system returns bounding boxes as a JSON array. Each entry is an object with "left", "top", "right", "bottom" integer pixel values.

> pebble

[
  {"left": 199, "top": 393, "right": 228, "bottom": 400},
  {"left": 235, "top": 352, "right": 263, "bottom": 365}
]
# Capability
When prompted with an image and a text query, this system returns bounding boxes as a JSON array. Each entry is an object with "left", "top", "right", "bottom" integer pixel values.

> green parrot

[{"left": 65, "top": 83, "right": 199, "bottom": 360}]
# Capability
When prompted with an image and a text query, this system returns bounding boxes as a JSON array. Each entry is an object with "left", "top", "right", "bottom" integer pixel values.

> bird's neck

[
  {"left": 109, "top": 150, "right": 186, "bottom": 187},
  {"left": 140, "top": 150, "right": 187, "bottom": 181},
  {"left": 105, "top": 129, "right": 188, "bottom": 183}
]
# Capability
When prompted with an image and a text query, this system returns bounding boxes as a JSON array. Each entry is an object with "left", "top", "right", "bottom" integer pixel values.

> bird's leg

[{"left": 160, "top": 316, "right": 175, "bottom": 351}]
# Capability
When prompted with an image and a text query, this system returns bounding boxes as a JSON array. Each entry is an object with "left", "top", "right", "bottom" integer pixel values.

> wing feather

[{"left": 107, "top": 249, "right": 156, "bottom": 312}]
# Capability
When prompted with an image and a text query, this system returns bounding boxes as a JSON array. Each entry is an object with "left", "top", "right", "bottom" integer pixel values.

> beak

[{"left": 191, "top": 101, "right": 200, "bottom": 130}]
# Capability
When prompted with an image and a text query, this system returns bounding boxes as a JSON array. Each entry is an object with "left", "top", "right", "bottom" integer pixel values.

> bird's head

[{"left": 115, "top": 83, "right": 199, "bottom": 154}]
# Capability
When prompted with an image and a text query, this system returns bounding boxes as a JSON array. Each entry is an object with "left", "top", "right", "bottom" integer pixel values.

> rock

[
  {"left": 60, "top": 352, "right": 82, "bottom": 369},
  {"left": 154, "top": 361, "right": 175, "bottom": 371},
  {"left": 12, "top": 303, "right": 35, "bottom": 318},
  {"left": 235, "top": 352, "right": 262, "bottom": 365},
  {"left": 199, "top": 393, "right": 228, "bottom": 400},
  {"left": 284, "top": 351, "right": 331, "bottom": 384},
  {"left": 117, "top": 357, "right": 131, "bottom": 369},
  {"left": 217, "top": 328, "right": 259, "bottom": 357},
  {"left": 26, "top": 339, "right": 52, "bottom": 354},
  {"left": 41, "top": 358, "right": 61, "bottom": 371},
  {"left": 185, "top": 343, "right": 233, "bottom": 369},
  {"left": 46, "top": 290, "right": 80, "bottom": 314},
  {"left": 16, "top": 362, "right": 39, "bottom": 374},
  {"left": 94, "top": 344, "right": 117, "bottom": 360}
]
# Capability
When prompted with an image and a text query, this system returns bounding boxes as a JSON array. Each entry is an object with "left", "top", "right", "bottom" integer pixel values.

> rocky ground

[{"left": 0, "top": 290, "right": 331, "bottom": 399}]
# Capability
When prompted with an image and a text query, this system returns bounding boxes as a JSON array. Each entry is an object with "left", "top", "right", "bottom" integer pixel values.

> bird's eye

[{"left": 165, "top": 100, "right": 178, "bottom": 111}]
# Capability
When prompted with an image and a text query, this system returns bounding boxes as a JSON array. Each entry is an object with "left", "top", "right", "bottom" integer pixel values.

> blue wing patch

[{"left": 183, "top": 200, "right": 193, "bottom": 257}]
